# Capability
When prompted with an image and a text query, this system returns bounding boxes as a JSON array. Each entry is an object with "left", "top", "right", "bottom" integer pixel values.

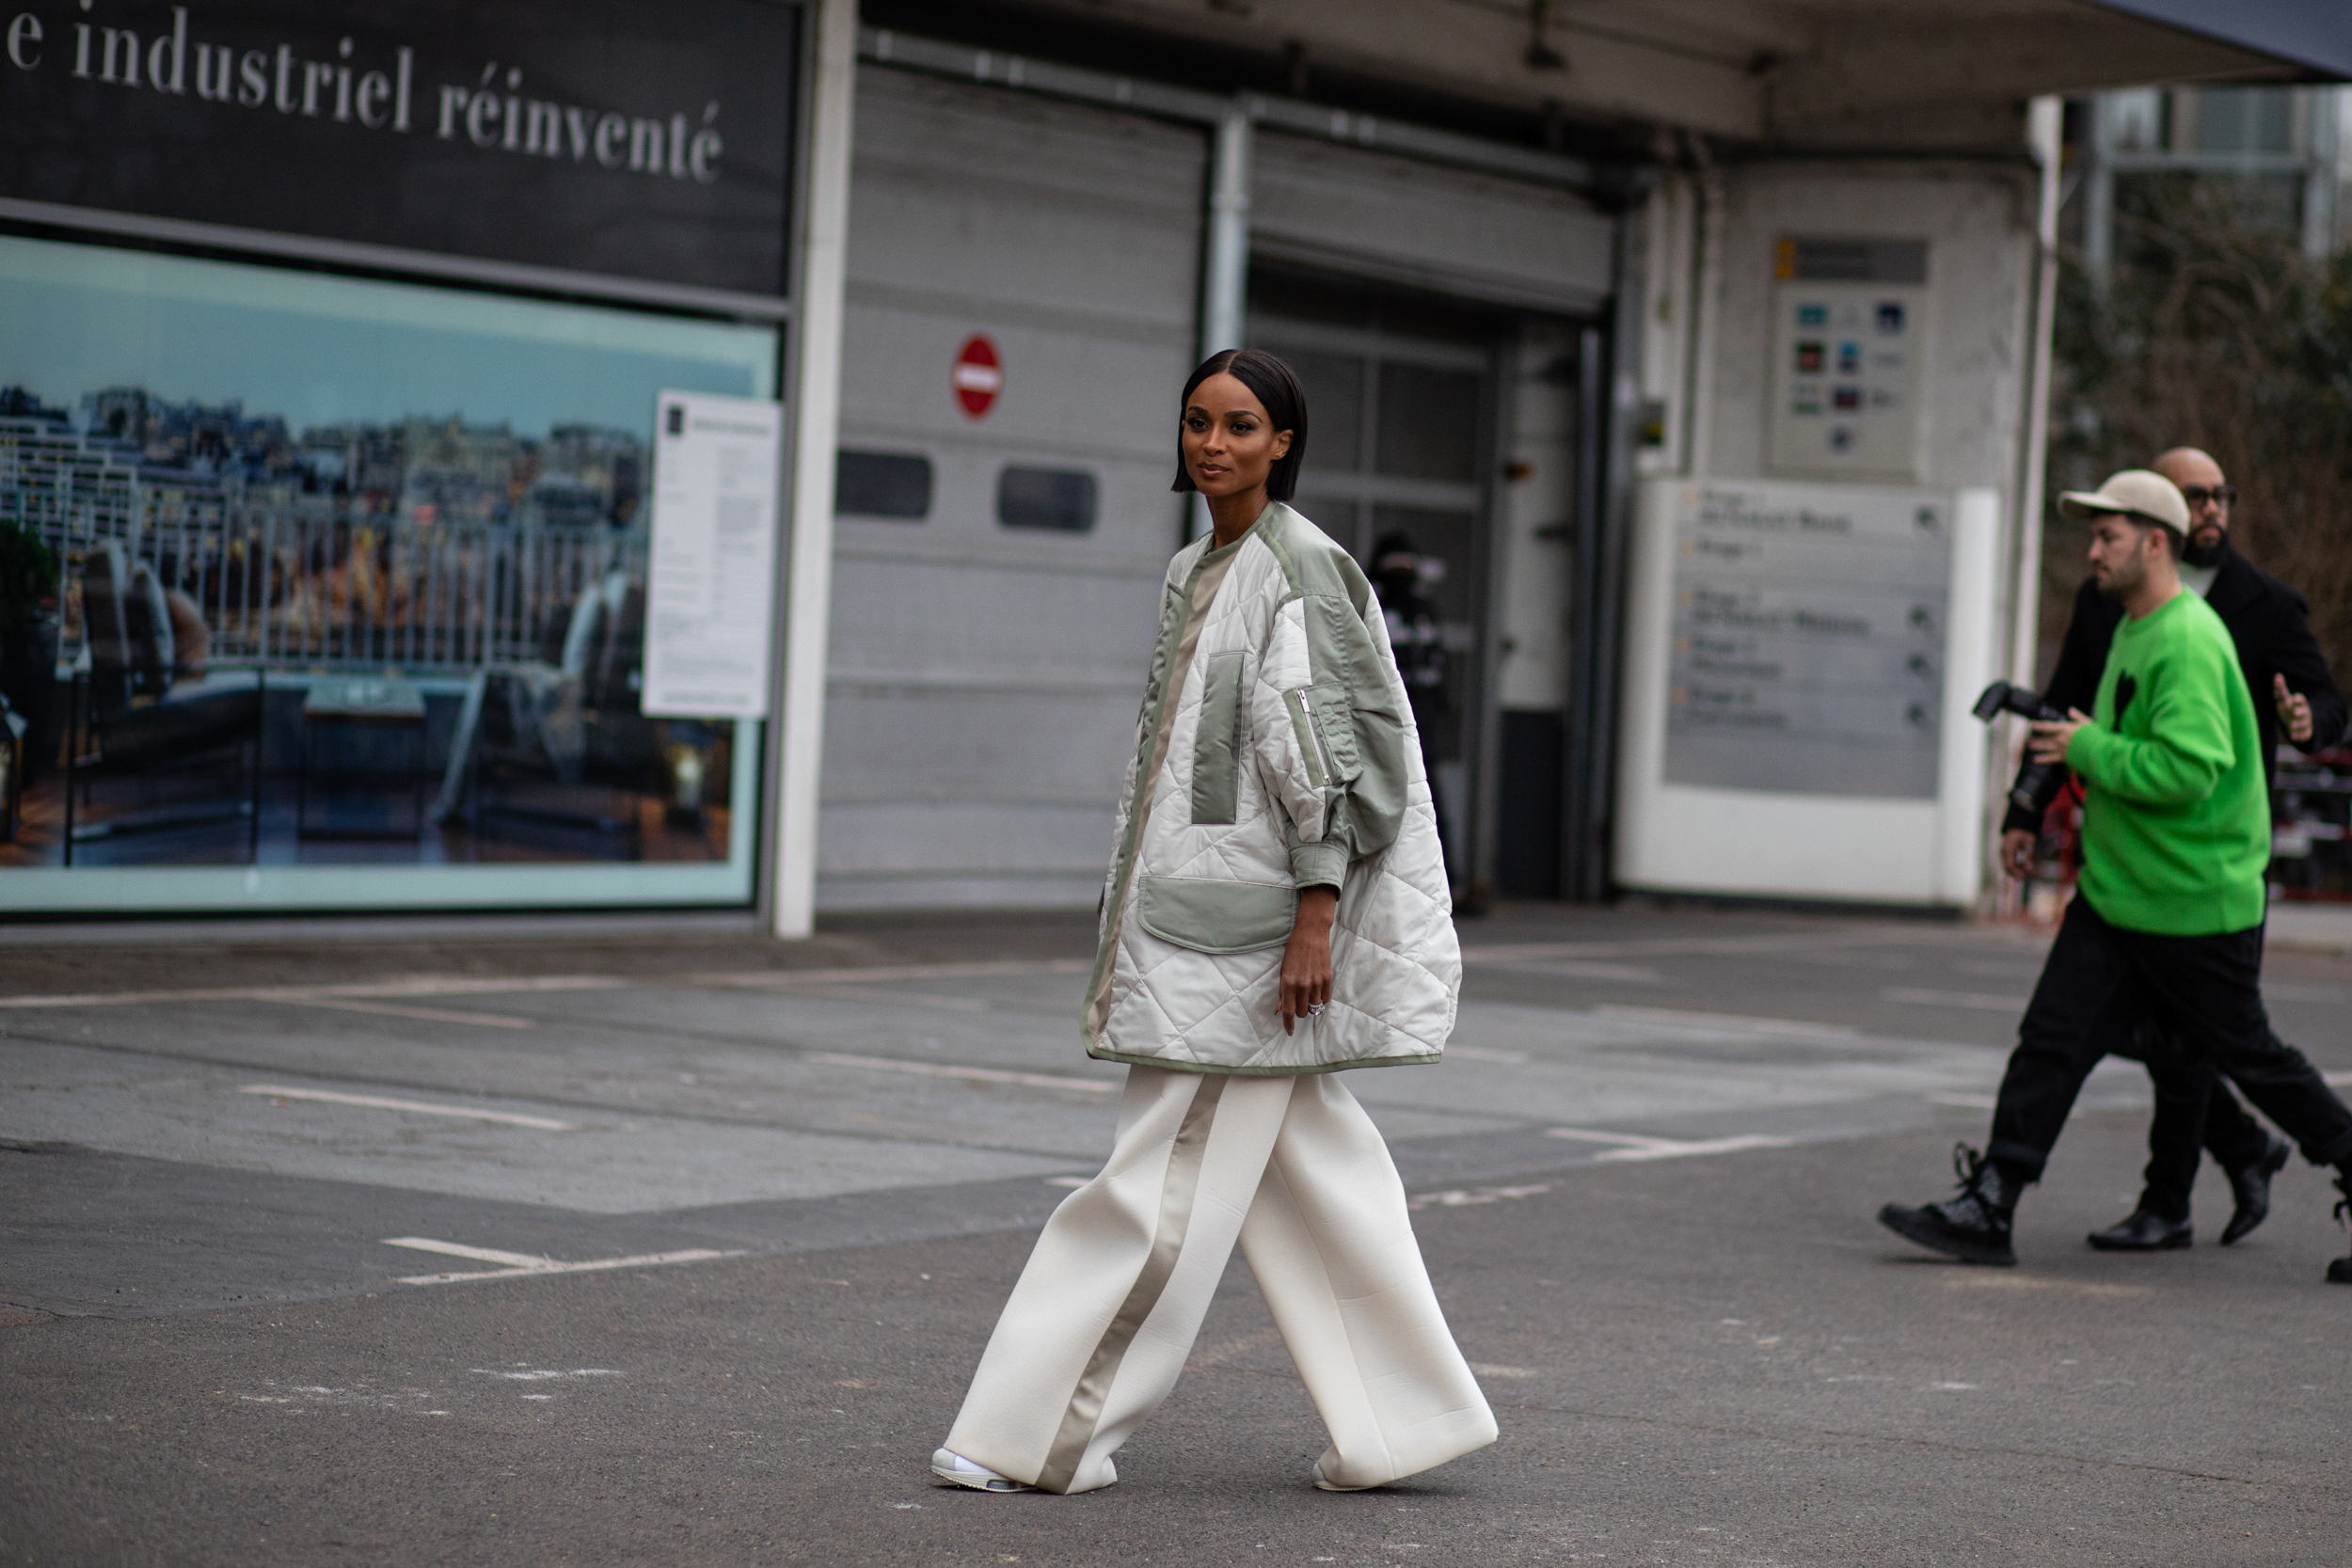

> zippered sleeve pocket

[{"left": 1298, "top": 682, "right": 1360, "bottom": 785}]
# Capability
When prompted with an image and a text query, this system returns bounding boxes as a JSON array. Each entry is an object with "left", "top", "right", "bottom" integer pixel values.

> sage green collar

[{"left": 1200, "top": 500, "right": 1279, "bottom": 562}]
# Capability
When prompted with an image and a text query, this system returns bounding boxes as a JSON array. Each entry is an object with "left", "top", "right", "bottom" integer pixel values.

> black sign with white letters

[{"left": 0, "top": 0, "right": 798, "bottom": 296}]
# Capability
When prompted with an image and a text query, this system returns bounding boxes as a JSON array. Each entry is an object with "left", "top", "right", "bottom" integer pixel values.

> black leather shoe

[
  {"left": 1879, "top": 1145, "right": 2020, "bottom": 1266},
  {"left": 2087, "top": 1208, "right": 2192, "bottom": 1251},
  {"left": 2220, "top": 1134, "right": 2292, "bottom": 1245}
]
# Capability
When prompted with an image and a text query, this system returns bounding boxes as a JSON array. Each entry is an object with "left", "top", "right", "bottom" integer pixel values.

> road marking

[
  {"left": 242, "top": 1085, "right": 575, "bottom": 1130},
  {"left": 1596, "top": 1005, "right": 1859, "bottom": 1038},
  {"left": 1884, "top": 987, "right": 2026, "bottom": 1012},
  {"left": 383, "top": 1238, "right": 553, "bottom": 1268},
  {"left": 2327, "top": 1072, "right": 2352, "bottom": 1089},
  {"left": 273, "top": 997, "right": 539, "bottom": 1029},
  {"left": 804, "top": 1053, "right": 1118, "bottom": 1094},
  {"left": 0, "top": 963, "right": 1082, "bottom": 1010},
  {"left": 690, "top": 959, "right": 1094, "bottom": 989},
  {"left": 0, "top": 974, "right": 620, "bottom": 1010},
  {"left": 1547, "top": 1128, "right": 1795, "bottom": 1161},
  {"left": 1408, "top": 1183, "right": 1551, "bottom": 1211},
  {"left": 1929, "top": 1092, "right": 1999, "bottom": 1109},
  {"left": 1460, "top": 927, "right": 1931, "bottom": 965},
  {"left": 381, "top": 1238, "right": 746, "bottom": 1286}
]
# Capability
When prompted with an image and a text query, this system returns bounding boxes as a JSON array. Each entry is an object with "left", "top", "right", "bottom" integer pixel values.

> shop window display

[{"left": 0, "top": 233, "right": 776, "bottom": 911}]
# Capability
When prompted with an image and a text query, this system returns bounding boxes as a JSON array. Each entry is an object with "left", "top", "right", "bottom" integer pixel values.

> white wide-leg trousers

[{"left": 944, "top": 1065, "right": 1498, "bottom": 1495}]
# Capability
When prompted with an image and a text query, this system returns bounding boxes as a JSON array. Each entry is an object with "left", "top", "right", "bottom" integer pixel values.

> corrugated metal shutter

[
  {"left": 822, "top": 67, "right": 1204, "bottom": 909},
  {"left": 1251, "top": 131, "right": 1614, "bottom": 315}
]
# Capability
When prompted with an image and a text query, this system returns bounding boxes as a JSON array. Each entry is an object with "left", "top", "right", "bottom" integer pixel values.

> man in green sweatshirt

[{"left": 1881, "top": 468, "right": 2352, "bottom": 1279}]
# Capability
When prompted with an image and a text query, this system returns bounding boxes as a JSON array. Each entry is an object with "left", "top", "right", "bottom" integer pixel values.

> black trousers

[
  {"left": 1986, "top": 896, "right": 2352, "bottom": 1198},
  {"left": 2112, "top": 1022, "right": 2280, "bottom": 1219}
]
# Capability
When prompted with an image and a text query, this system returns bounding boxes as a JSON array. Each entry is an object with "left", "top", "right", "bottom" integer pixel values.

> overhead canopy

[
  {"left": 2088, "top": 0, "right": 2352, "bottom": 82},
  {"left": 1006, "top": 0, "right": 2352, "bottom": 149}
]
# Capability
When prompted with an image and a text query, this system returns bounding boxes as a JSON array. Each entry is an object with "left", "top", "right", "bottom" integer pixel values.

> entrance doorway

[{"left": 1248, "top": 269, "right": 1502, "bottom": 893}]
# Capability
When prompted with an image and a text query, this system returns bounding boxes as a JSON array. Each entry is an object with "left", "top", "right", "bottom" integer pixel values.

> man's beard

[
  {"left": 2182, "top": 531, "right": 2226, "bottom": 568},
  {"left": 2095, "top": 558, "right": 2146, "bottom": 600}
]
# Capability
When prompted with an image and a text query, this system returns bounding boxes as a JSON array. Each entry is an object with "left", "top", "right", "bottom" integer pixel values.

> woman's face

[{"left": 1182, "top": 372, "right": 1293, "bottom": 500}]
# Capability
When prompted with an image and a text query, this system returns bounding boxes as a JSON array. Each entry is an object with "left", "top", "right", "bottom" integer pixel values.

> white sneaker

[
  {"left": 931, "top": 1449, "right": 1033, "bottom": 1493},
  {"left": 1311, "top": 1461, "right": 1378, "bottom": 1492}
]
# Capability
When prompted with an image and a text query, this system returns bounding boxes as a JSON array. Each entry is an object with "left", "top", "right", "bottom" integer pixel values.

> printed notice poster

[
  {"left": 643, "top": 390, "right": 783, "bottom": 719},
  {"left": 1663, "top": 482, "right": 1952, "bottom": 799}
]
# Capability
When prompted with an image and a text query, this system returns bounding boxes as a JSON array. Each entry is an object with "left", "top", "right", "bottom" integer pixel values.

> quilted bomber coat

[{"left": 1080, "top": 502, "right": 1461, "bottom": 1075}]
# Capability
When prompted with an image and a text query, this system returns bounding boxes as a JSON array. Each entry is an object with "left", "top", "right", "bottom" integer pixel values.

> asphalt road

[{"left": 5, "top": 903, "right": 2350, "bottom": 1566}]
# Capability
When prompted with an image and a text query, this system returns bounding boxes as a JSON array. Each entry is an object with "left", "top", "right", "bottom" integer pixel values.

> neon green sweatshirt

[{"left": 2065, "top": 590, "right": 2269, "bottom": 936}]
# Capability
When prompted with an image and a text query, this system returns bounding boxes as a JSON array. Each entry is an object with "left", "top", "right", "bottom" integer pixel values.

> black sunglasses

[{"left": 2179, "top": 484, "right": 2236, "bottom": 507}]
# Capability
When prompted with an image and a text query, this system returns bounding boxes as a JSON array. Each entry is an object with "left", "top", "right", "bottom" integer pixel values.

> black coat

[{"left": 2003, "top": 540, "right": 2349, "bottom": 834}]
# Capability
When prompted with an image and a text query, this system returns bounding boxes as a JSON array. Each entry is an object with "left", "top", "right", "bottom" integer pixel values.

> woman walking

[{"left": 930, "top": 349, "right": 1496, "bottom": 1497}]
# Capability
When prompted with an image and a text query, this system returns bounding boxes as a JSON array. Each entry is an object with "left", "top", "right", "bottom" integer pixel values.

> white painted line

[
  {"left": 383, "top": 1237, "right": 553, "bottom": 1269},
  {"left": 0, "top": 974, "right": 623, "bottom": 1010},
  {"left": 278, "top": 997, "right": 538, "bottom": 1029},
  {"left": 804, "top": 1053, "right": 1118, "bottom": 1094},
  {"left": 2327, "top": 1071, "right": 2352, "bottom": 1088},
  {"left": 1547, "top": 1127, "right": 1795, "bottom": 1162},
  {"left": 242, "top": 1085, "right": 576, "bottom": 1130},
  {"left": 1883, "top": 987, "right": 2026, "bottom": 1012},
  {"left": 690, "top": 958, "right": 1093, "bottom": 989},
  {"left": 389, "top": 1245, "right": 747, "bottom": 1286},
  {"left": 1595, "top": 1005, "right": 1859, "bottom": 1038},
  {"left": 1930, "top": 1092, "right": 2000, "bottom": 1109}
]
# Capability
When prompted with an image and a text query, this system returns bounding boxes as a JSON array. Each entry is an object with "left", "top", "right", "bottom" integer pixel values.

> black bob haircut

[{"left": 1171, "top": 348, "right": 1309, "bottom": 503}]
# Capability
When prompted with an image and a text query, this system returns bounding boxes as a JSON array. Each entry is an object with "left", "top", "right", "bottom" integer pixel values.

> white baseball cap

[{"left": 2057, "top": 469, "right": 2191, "bottom": 531}]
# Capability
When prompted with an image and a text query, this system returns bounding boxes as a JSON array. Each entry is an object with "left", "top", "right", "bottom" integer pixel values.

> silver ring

[{"left": 1306, "top": 1002, "right": 1327, "bottom": 1018}]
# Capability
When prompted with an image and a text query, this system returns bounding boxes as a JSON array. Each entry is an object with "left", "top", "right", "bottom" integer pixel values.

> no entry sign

[{"left": 954, "top": 335, "right": 1003, "bottom": 419}]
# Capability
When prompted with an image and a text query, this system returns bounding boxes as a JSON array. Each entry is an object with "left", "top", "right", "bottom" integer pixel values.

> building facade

[{"left": 2, "top": 0, "right": 2343, "bottom": 926}]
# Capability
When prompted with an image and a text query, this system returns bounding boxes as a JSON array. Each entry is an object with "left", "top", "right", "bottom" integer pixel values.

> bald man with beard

[{"left": 2000, "top": 448, "right": 2348, "bottom": 1258}]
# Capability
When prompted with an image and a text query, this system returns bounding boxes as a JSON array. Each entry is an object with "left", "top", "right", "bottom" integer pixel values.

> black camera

[{"left": 1973, "top": 679, "right": 2069, "bottom": 815}]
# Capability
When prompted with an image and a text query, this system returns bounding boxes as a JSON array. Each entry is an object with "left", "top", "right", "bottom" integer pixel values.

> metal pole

[{"left": 1189, "top": 102, "right": 1253, "bottom": 543}]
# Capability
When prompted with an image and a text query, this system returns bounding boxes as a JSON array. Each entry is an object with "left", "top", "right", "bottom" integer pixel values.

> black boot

[
  {"left": 2088, "top": 1205, "right": 2192, "bottom": 1251},
  {"left": 1879, "top": 1145, "right": 2022, "bottom": 1266},
  {"left": 2329, "top": 1175, "right": 2352, "bottom": 1286},
  {"left": 2220, "top": 1132, "right": 2292, "bottom": 1246}
]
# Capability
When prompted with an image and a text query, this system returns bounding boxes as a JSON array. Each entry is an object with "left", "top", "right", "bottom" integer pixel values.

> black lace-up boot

[
  {"left": 2328, "top": 1174, "right": 2352, "bottom": 1285},
  {"left": 2220, "top": 1132, "right": 2292, "bottom": 1246},
  {"left": 1878, "top": 1144, "right": 2023, "bottom": 1266}
]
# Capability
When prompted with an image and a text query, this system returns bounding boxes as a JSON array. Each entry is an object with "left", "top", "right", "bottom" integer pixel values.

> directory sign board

[
  {"left": 1664, "top": 482, "right": 1952, "bottom": 800},
  {"left": 1766, "top": 238, "right": 1928, "bottom": 481},
  {"left": 0, "top": 0, "right": 797, "bottom": 295},
  {"left": 643, "top": 390, "right": 782, "bottom": 720}
]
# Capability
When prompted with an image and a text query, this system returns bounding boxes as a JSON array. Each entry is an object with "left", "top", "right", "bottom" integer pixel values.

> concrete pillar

[{"left": 770, "top": 0, "right": 858, "bottom": 939}]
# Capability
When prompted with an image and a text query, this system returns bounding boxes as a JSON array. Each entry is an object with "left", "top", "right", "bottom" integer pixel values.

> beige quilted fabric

[{"left": 1082, "top": 504, "right": 1460, "bottom": 1075}]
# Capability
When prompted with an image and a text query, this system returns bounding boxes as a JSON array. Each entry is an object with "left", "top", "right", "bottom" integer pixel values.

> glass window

[
  {"left": 1375, "top": 364, "right": 1484, "bottom": 483},
  {"left": 834, "top": 451, "right": 932, "bottom": 520},
  {"left": 1279, "top": 351, "right": 1364, "bottom": 473},
  {"left": 0, "top": 232, "right": 777, "bottom": 912},
  {"left": 996, "top": 467, "right": 1097, "bottom": 532},
  {"left": 2195, "top": 87, "right": 2294, "bottom": 155}
]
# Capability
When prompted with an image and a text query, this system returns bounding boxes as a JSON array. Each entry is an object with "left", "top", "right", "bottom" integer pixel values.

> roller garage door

[{"left": 820, "top": 67, "right": 1205, "bottom": 909}]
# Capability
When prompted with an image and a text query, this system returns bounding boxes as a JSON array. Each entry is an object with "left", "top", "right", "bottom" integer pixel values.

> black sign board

[{"left": 0, "top": 0, "right": 798, "bottom": 297}]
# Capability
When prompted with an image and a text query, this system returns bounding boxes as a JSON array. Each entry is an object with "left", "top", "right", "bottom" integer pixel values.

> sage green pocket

[
  {"left": 1136, "top": 875, "right": 1297, "bottom": 954},
  {"left": 1304, "top": 683, "right": 1361, "bottom": 784},
  {"left": 1190, "top": 652, "right": 1246, "bottom": 825}
]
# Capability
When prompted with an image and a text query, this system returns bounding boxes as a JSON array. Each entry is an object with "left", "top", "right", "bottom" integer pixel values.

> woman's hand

[{"left": 1279, "top": 885, "right": 1339, "bottom": 1036}]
